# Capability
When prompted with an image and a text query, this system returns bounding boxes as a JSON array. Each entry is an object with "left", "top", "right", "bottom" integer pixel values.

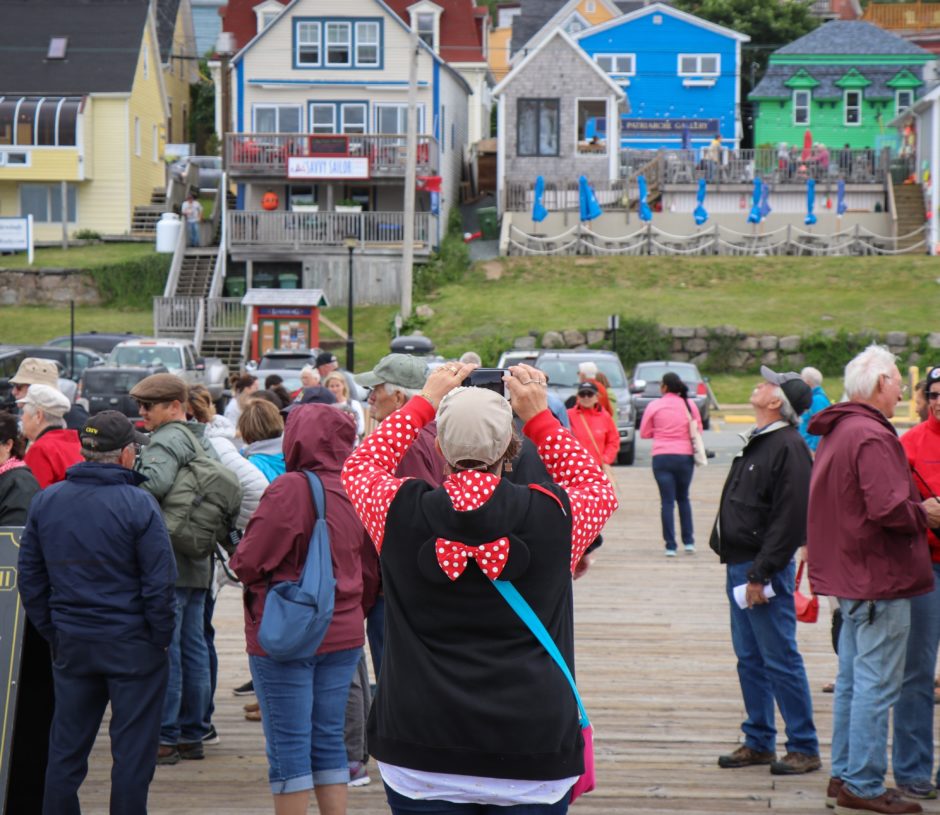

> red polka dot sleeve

[
  {"left": 341, "top": 396, "right": 435, "bottom": 552},
  {"left": 523, "top": 409, "right": 619, "bottom": 574}
]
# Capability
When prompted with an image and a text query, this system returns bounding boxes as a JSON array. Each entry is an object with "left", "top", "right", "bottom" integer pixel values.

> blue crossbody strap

[
  {"left": 305, "top": 471, "right": 326, "bottom": 519},
  {"left": 491, "top": 579, "right": 589, "bottom": 728}
]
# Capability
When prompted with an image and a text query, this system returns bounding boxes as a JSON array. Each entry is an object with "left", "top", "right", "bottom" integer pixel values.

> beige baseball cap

[
  {"left": 436, "top": 387, "right": 513, "bottom": 468},
  {"left": 11, "top": 357, "right": 59, "bottom": 387},
  {"left": 16, "top": 384, "right": 71, "bottom": 418}
]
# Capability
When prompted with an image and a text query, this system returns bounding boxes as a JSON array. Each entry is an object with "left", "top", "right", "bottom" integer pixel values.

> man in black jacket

[
  {"left": 19, "top": 411, "right": 176, "bottom": 814},
  {"left": 709, "top": 367, "right": 820, "bottom": 776}
]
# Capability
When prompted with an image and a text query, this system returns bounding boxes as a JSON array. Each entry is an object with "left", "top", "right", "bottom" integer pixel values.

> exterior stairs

[
  {"left": 894, "top": 183, "right": 927, "bottom": 252},
  {"left": 175, "top": 249, "right": 218, "bottom": 298},
  {"left": 130, "top": 187, "right": 169, "bottom": 236},
  {"left": 200, "top": 335, "right": 243, "bottom": 370}
]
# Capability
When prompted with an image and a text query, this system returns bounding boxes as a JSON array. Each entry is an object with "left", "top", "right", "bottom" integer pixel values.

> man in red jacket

[{"left": 808, "top": 345, "right": 940, "bottom": 815}]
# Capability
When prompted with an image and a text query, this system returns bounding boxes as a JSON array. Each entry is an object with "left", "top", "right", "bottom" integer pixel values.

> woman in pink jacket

[
  {"left": 567, "top": 381, "right": 619, "bottom": 466},
  {"left": 639, "top": 372, "right": 703, "bottom": 557}
]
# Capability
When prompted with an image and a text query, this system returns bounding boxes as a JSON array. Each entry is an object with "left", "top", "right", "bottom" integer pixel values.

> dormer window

[
  {"left": 47, "top": 37, "right": 68, "bottom": 60},
  {"left": 255, "top": 1, "right": 284, "bottom": 34},
  {"left": 416, "top": 13, "right": 435, "bottom": 48}
]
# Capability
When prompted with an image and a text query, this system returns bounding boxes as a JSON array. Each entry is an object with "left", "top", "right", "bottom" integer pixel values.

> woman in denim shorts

[{"left": 232, "top": 403, "right": 365, "bottom": 815}]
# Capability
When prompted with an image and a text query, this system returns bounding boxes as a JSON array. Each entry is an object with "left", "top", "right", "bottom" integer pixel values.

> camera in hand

[{"left": 463, "top": 368, "right": 507, "bottom": 398}]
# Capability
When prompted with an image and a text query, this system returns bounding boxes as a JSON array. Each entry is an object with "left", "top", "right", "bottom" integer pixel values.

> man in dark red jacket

[{"left": 808, "top": 346, "right": 940, "bottom": 815}]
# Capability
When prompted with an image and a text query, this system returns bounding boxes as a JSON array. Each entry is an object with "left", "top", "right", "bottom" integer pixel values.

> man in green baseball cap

[{"left": 355, "top": 354, "right": 429, "bottom": 425}]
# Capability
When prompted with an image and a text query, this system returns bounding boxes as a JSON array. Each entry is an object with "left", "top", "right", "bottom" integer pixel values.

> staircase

[
  {"left": 131, "top": 188, "right": 169, "bottom": 237},
  {"left": 176, "top": 249, "right": 218, "bottom": 298},
  {"left": 200, "top": 335, "right": 243, "bottom": 370},
  {"left": 894, "top": 183, "right": 926, "bottom": 251}
]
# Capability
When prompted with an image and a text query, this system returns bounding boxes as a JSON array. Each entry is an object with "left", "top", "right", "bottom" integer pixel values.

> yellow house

[
  {"left": 157, "top": 0, "right": 200, "bottom": 145},
  {"left": 0, "top": 0, "right": 169, "bottom": 240}
]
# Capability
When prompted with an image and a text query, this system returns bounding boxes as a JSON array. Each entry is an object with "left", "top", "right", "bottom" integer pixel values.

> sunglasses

[
  {"left": 577, "top": 391, "right": 597, "bottom": 398},
  {"left": 135, "top": 399, "right": 164, "bottom": 411},
  {"left": 928, "top": 392, "right": 940, "bottom": 401}
]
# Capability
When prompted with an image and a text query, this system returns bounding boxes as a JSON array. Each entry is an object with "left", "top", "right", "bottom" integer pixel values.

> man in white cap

[
  {"left": 10, "top": 356, "right": 87, "bottom": 431},
  {"left": 18, "top": 384, "right": 83, "bottom": 489}
]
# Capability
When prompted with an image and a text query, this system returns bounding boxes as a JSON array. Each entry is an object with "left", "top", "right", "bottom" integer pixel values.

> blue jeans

[
  {"left": 832, "top": 597, "right": 910, "bottom": 799},
  {"left": 203, "top": 589, "right": 218, "bottom": 732},
  {"left": 726, "top": 561, "right": 818, "bottom": 756},
  {"left": 893, "top": 564, "right": 940, "bottom": 786},
  {"left": 652, "top": 454, "right": 694, "bottom": 550},
  {"left": 250, "top": 646, "right": 362, "bottom": 794},
  {"left": 385, "top": 784, "right": 570, "bottom": 814},
  {"left": 160, "top": 588, "right": 211, "bottom": 745},
  {"left": 187, "top": 221, "right": 199, "bottom": 247}
]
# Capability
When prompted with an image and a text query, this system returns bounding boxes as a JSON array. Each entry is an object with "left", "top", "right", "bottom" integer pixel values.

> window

[
  {"left": 15, "top": 98, "right": 40, "bottom": 145},
  {"left": 47, "top": 37, "right": 67, "bottom": 60},
  {"left": 341, "top": 104, "right": 366, "bottom": 133},
  {"left": 0, "top": 152, "right": 29, "bottom": 167},
  {"left": 254, "top": 105, "right": 302, "bottom": 132},
  {"left": 595, "top": 53, "right": 634, "bottom": 76},
  {"left": 897, "top": 89, "right": 914, "bottom": 116},
  {"left": 517, "top": 98, "right": 559, "bottom": 157},
  {"left": 134, "top": 116, "right": 141, "bottom": 156},
  {"left": 325, "top": 22, "right": 351, "bottom": 65},
  {"left": 57, "top": 98, "right": 80, "bottom": 145},
  {"left": 297, "top": 22, "right": 321, "bottom": 65},
  {"left": 678, "top": 54, "right": 720, "bottom": 76},
  {"left": 416, "top": 13, "right": 435, "bottom": 48},
  {"left": 577, "top": 99, "right": 607, "bottom": 154},
  {"left": 845, "top": 90, "right": 861, "bottom": 125},
  {"left": 375, "top": 103, "right": 425, "bottom": 134},
  {"left": 20, "top": 183, "right": 77, "bottom": 223},
  {"left": 586, "top": 0, "right": 596, "bottom": 11},
  {"left": 356, "top": 22, "right": 379, "bottom": 66},
  {"left": 311, "top": 103, "right": 336, "bottom": 133},
  {"left": 261, "top": 11, "right": 279, "bottom": 29},
  {"left": 143, "top": 42, "right": 149, "bottom": 79},
  {"left": 793, "top": 90, "right": 811, "bottom": 125}
]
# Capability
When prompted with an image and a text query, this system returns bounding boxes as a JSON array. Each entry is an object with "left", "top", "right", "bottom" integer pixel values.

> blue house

[{"left": 575, "top": 3, "right": 749, "bottom": 150}]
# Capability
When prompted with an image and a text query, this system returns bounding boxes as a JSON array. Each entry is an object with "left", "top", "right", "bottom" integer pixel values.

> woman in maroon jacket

[{"left": 231, "top": 403, "right": 364, "bottom": 815}]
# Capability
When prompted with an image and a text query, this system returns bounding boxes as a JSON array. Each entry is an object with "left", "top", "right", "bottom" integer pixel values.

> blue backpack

[{"left": 258, "top": 471, "right": 336, "bottom": 661}]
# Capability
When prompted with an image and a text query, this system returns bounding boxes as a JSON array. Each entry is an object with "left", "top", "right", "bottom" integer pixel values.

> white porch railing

[
  {"left": 226, "top": 133, "right": 438, "bottom": 177},
  {"left": 153, "top": 296, "right": 202, "bottom": 336},
  {"left": 227, "top": 210, "right": 433, "bottom": 250},
  {"left": 206, "top": 298, "right": 247, "bottom": 333},
  {"left": 162, "top": 219, "right": 188, "bottom": 297},
  {"left": 193, "top": 299, "right": 206, "bottom": 353}
]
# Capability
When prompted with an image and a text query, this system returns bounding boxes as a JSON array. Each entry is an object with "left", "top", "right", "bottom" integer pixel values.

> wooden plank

[{"left": 76, "top": 462, "right": 918, "bottom": 814}]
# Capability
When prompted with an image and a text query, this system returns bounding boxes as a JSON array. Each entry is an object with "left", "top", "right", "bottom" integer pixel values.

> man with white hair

[
  {"left": 711, "top": 367, "right": 820, "bottom": 776},
  {"left": 798, "top": 367, "right": 831, "bottom": 453},
  {"left": 17, "top": 384, "right": 83, "bottom": 489},
  {"left": 808, "top": 345, "right": 940, "bottom": 815},
  {"left": 299, "top": 365, "right": 320, "bottom": 389}
]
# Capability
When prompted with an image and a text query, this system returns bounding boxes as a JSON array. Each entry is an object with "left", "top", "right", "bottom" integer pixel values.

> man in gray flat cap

[{"left": 129, "top": 373, "right": 220, "bottom": 766}]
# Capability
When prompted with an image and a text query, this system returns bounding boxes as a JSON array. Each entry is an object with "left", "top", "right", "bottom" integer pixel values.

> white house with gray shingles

[{"left": 492, "top": 28, "right": 628, "bottom": 214}]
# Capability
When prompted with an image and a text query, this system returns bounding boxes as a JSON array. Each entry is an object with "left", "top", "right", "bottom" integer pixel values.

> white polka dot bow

[{"left": 435, "top": 537, "right": 510, "bottom": 581}]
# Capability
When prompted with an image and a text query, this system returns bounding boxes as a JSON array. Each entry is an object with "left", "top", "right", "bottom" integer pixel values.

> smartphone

[{"left": 464, "top": 368, "right": 507, "bottom": 397}]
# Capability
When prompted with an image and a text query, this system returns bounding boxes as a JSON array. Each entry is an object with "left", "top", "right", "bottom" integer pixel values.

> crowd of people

[{"left": 4, "top": 343, "right": 940, "bottom": 815}]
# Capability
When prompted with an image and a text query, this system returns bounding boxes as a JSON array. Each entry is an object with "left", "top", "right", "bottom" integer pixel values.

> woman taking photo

[
  {"left": 341, "top": 363, "right": 617, "bottom": 814},
  {"left": 323, "top": 372, "right": 365, "bottom": 438},
  {"left": 231, "top": 404, "right": 364, "bottom": 815},
  {"left": 639, "top": 372, "right": 703, "bottom": 557},
  {"left": 567, "top": 381, "right": 619, "bottom": 468}
]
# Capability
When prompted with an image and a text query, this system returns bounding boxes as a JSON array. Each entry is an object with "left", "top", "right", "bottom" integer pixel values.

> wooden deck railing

[
  {"left": 225, "top": 133, "right": 438, "bottom": 177},
  {"left": 863, "top": 2, "right": 940, "bottom": 29},
  {"left": 227, "top": 210, "right": 433, "bottom": 250}
]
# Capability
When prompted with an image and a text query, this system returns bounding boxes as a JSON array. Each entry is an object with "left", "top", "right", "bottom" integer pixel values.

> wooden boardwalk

[{"left": 80, "top": 461, "right": 940, "bottom": 814}]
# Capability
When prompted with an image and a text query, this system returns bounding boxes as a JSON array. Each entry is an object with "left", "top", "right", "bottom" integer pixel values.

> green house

[{"left": 750, "top": 21, "right": 934, "bottom": 152}]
